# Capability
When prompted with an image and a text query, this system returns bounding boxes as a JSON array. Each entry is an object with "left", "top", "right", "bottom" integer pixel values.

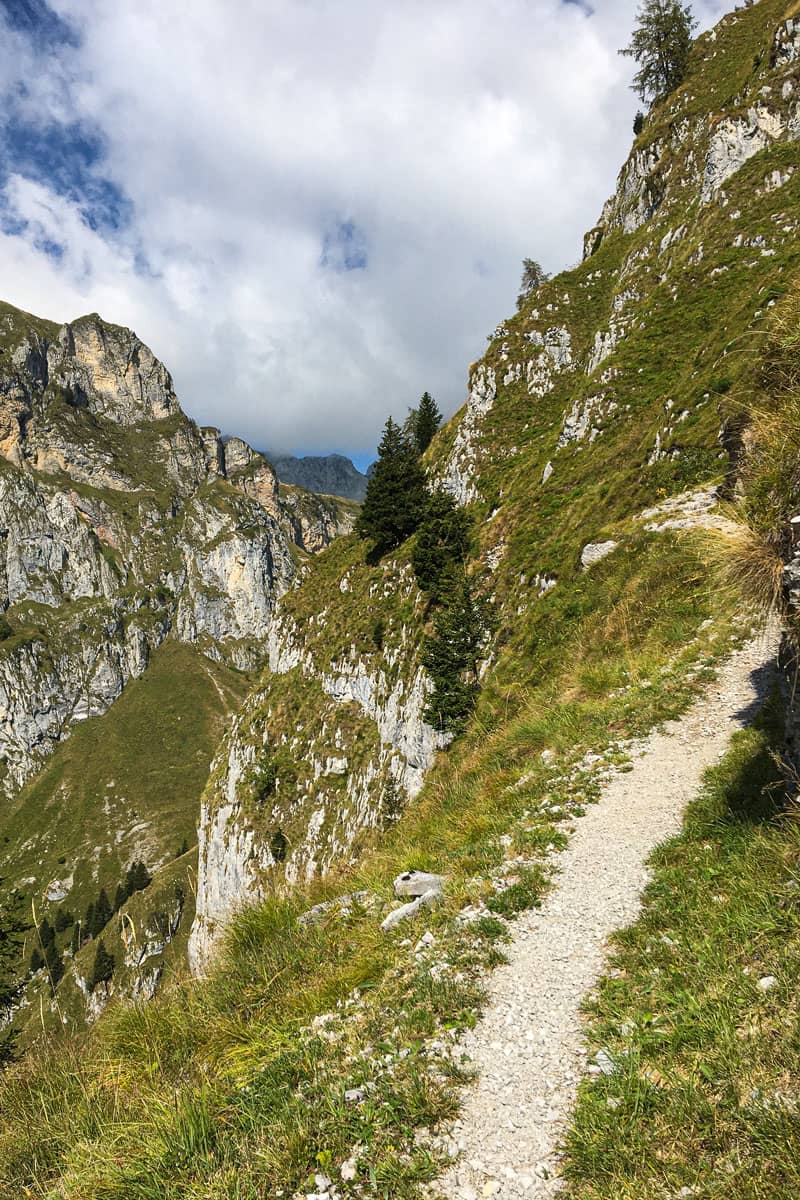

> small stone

[
  {"left": 481, "top": 1182, "right": 501, "bottom": 1197},
  {"left": 758, "top": 975, "right": 777, "bottom": 991},
  {"left": 340, "top": 1157, "right": 357, "bottom": 1181},
  {"left": 595, "top": 1049, "right": 616, "bottom": 1075}
]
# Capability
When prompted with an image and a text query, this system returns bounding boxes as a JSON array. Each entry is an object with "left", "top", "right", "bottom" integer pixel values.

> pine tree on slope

[
  {"left": 620, "top": 0, "right": 697, "bottom": 105},
  {"left": 408, "top": 392, "right": 443, "bottom": 455},
  {"left": 89, "top": 939, "right": 114, "bottom": 993},
  {"left": 356, "top": 418, "right": 428, "bottom": 554}
]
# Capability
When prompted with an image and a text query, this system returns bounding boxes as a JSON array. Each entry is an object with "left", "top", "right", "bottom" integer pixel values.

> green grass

[
  {"left": 0, "top": 640, "right": 249, "bottom": 1024},
  {"left": 562, "top": 697, "right": 800, "bottom": 1200}
]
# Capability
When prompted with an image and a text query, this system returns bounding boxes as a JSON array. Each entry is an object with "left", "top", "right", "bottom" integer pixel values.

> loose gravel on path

[{"left": 435, "top": 626, "right": 779, "bottom": 1200}]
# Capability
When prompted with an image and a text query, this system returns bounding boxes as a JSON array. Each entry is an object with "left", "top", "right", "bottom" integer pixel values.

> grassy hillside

[{"left": 0, "top": 639, "right": 249, "bottom": 1044}]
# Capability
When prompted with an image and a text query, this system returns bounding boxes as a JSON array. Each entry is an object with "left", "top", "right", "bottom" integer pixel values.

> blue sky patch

[
  {"left": 1, "top": 0, "right": 79, "bottom": 50},
  {"left": 320, "top": 219, "right": 368, "bottom": 272},
  {"left": 0, "top": 0, "right": 132, "bottom": 238}
]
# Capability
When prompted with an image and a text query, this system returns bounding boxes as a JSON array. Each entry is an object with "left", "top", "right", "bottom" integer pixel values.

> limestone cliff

[{"left": 0, "top": 305, "right": 349, "bottom": 793}]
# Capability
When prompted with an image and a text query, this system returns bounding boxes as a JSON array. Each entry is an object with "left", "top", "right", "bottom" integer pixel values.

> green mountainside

[{"left": 3, "top": 0, "right": 800, "bottom": 1196}]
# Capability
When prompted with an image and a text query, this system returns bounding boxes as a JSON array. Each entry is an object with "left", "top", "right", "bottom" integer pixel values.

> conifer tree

[
  {"left": 356, "top": 418, "right": 428, "bottom": 554},
  {"left": 517, "top": 258, "right": 549, "bottom": 309},
  {"left": 70, "top": 921, "right": 82, "bottom": 955},
  {"left": 620, "top": 0, "right": 697, "bottom": 105},
  {"left": 412, "top": 490, "right": 472, "bottom": 602},
  {"left": 44, "top": 941, "right": 63, "bottom": 992},
  {"left": 89, "top": 939, "right": 114, "bottom": 993},
  {"left": 407, "top": 392, "right": 443, "bottom": 455},
  {"left": 84, "top": 902, "right": 95, "bottom": 939},
  {"left": 0, "top": 887, "right": 28, "bottom": 1063},
  {"left": 422, "top": 567, "right": 486, "bottom": 733},
  {"left": 54, "top": 908, "right": 73, "bottom": 933},
  {"left": 113, "top": 883, "right": 126, "bottom": 913},
  {"left": 126, "top": 861, "right": 152, "bottom": 897},
  {"left": 91, "top": 888, "right": 112, "bottom": 937},
  {"left": 37, "top": 916, "right": 55, "bottom": 948}
]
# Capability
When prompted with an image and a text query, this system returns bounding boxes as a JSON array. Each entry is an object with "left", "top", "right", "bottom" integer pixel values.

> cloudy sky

[{"left": 0, "top": 0, "right": 723, "bottom": 466}]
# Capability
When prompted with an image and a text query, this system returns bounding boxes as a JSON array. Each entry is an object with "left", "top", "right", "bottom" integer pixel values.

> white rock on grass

[{"left": 580, "top": 540, "right": 618, "bottom": 570}]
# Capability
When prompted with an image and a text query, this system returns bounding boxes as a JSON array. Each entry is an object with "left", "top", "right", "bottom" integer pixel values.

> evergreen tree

[
  {"left": 70, "top": 921, "right": 82, "bottom": 956},
  {"left": 84, "top": 902, "right": 95, "bottom": 940},
  {"left": 113, "top": 883, "right": 126, "bottom": 913},
  {"left": 89, "top": 939, "right": 114, "bottom": 993},
  {"left": 620, "top": 0, "right": 697, "bottom": 105},
  {"left": 407, "top": 392, "right": 443, "bottom": 456},
  {"left": 356, "top": 418, "right": 428, "bottom": 554},
  {"left": 269, "top": 828, "right": 288, "bottom": 863},
  {"left": 44, "top": 941, "right": 63, "bottom": 992},
  {"left": 37, "top": 916, "right": 55, "bottom": 948},
  {"left": 0, "top": 887, "right": 28, "bottom": 1063},
  {"left": 54, "top": 908, "right": 73, "bottom": 933},
  {"left": 126, "top": 861, "right": 152, "bottom": 896},
  {"left": 124, "top": 863, "right": 136, "bottom": 900},
  {"left": 422, "top": 567, "right": 486, "bottom": 734},
  {"left": 91, "top": 888, "right": 112, "bottom": 938},
  {"left": 516, "top": 258, "right": 549, "bottom": 309},
  {"left": 412, "top": 490, "right": 472, "bottom": 602},
  {"left": 633, "top": 110, "right": 645, "bottom": 134}
]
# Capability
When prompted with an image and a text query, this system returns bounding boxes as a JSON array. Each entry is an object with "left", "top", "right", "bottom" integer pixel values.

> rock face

[
  {"left": 189, "top": 596, "right": 450, "bottom": 968},
  {"left": 268, "top": 452, "right": 369, "bottom": 501},
  {"left": 0, "top": 303, "right": 347, "bottom": 790}
]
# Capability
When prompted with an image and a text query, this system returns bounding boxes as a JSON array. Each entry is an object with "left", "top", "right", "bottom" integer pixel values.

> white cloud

[{"left": 0, "top": 0, "right": 724, "bottom": 460}]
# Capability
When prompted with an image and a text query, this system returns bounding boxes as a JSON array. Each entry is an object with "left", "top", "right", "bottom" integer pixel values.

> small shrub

[{"left": 269, "top": 829, "right": 288, "bottom": 863}]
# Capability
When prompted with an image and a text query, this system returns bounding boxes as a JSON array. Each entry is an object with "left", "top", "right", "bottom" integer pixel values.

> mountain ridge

[{"left": 266, "top": 451, "right": 369, "bottom": 501}]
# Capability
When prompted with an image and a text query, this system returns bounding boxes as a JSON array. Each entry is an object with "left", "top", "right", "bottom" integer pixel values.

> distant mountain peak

[{"left": 267, "top": 451, "right": 368, "bottom": 500}]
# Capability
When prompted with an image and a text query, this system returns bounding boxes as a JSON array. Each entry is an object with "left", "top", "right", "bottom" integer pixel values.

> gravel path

[{"left": 435, "top": 625, "right": 779, "bottom": 1200}]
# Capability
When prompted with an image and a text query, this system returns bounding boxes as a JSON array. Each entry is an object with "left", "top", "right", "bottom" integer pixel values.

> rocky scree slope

[{"left": 189, "top": 0, "right": 800, "bottom": 968}]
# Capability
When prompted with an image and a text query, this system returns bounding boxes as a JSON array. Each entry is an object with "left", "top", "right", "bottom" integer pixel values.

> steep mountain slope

[
  {"left": 0, "top": 304, "right": 354, "bottom": 1024},
  {"left": 191, "top": 0, "right": 800, "bottom": 965},
  {"left": 0, "top": 303, "right": 350, "bottom": 796},
  {"left": 268, "top": 452, "right": 369, "bottom": 501},
  {"left": 2, "top": 2, "right": 800, "bottom": 1195}
]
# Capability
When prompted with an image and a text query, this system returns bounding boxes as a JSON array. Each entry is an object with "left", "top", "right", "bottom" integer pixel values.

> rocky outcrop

[
  {"left": 0, "top": 303, "right": 353, "bottom": 794},
  {"left": 441, "top": 365, "right": 496, "bottom": 505},
  {"left": 189, "top": 601, "right": 449, "bottom": 969},
  {"left": 702, "top": 106, "right": 785, "bottom": 201}
]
